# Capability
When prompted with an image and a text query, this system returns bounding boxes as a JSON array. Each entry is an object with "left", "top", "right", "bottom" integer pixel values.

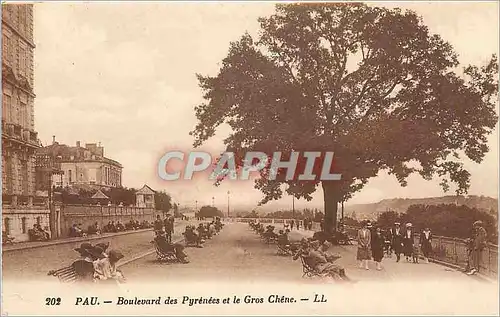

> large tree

[{"left": 191, "top": 3, "right": 498, "bottom": 233}]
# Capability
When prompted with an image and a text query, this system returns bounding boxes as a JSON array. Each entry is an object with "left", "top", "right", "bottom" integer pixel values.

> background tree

[
  {"left": 198, "top": 205, "right": 224, "bottom": 218},
  {"left": 376, "top": 210, "right": 401, "bottom": 229},
  {"left": 191, "top": 3, "right": 498, "bottom": 233},
  {"left": 155, "top": 191, "right": 172, "bottom": 217},
  {"left": 376, "top": 204, "right": 497, "bottom": 243}
]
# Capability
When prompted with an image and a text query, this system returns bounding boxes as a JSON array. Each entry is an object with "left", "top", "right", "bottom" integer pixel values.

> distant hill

[{"left": 345, "top": 195, "right": 498, "bottom": 221}]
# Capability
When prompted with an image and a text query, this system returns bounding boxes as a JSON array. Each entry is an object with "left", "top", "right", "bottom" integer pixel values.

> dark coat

[
  {"left": 392, "top": 227, "right": 404, "bottom": 253},
  {"left": 419, "top": 231, "right": 433, "bottom": 256},
  {"left": 402, "top": 229, "right": 415, "bottom": 256},
  {"left": 371, "top": 232, "right": 385, "bottom": 262}
]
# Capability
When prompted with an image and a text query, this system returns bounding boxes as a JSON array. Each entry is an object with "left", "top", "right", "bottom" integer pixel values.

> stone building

[
  {"left": 2, "top": 4, "right": 50, "bottom": 242},
  {"left": 35, "top": 138, "right": 123, "bottom": 190}
]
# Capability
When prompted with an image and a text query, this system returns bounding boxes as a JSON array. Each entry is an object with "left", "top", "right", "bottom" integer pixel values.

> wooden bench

[
  {"left": 151, "top": 240, "right": 178, "bottom": 262},
  {"left": 300, "top": 256, "right": 329, "bottom": 278},
  {"left": 277, "top": 243, "right": 293, "bottom": 256}
]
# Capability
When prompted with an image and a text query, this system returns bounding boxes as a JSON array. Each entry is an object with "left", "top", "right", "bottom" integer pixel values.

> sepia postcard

[{"left": 1, "top": 1, "right": 499, "bottom": 316}]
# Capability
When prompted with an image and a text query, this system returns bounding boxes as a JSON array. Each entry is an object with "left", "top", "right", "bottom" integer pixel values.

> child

[{"left": 412, "top": 244, "right": 420, "bottom": 264}]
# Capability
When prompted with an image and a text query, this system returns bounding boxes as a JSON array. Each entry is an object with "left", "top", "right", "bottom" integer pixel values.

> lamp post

[{"left": 227, "top": 191, "right": 230, "bottom": 218}]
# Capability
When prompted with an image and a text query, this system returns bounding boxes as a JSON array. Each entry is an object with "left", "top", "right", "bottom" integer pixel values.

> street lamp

[{"left": 227, "top": 191, "right": 230, "bottom": 218}]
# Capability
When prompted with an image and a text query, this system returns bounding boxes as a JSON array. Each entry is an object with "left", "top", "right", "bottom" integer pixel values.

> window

[
  {"left": 4, "top": 218, "right": 11, "bottom": 235},
  {"left": 68, "top": 170, "right": 72, "bottom": 183},
  {"left": 36, "top": 216, "right": 41, "bottom": 225},
  {"left": 2, "top": 94, "right": 11, "bottom": 122},
  {"left": 2, "top": 34, "right": 11, "bottom": 65},
  {"left": 21, "top": 217, "right": 27, "bottom": 234}
]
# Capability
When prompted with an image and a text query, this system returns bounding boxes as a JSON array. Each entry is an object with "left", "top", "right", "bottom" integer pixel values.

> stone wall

[
  {"left": 2, "top": 206, "right": 50, "bottom": 242},
  {"left": 58, "top": 204, "right": 161, "bottom": 238}
]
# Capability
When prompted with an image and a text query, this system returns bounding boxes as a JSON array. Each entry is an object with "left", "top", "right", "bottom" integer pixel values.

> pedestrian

[
  {"left": 402, "top": 223, "right": 414, "bottom": 262},
  {"left": 357, "top": 220, "right": 372, "bottom": 270},
  {"left": 371, "top": 227, "right": 385, "bottom": 270},
  {"left": 392, "top": 222, "right": 404, "bottom": 262},
  {"left": 467, "top": 220, "right": 487, "bottom": 275},
  {"left": 419, "top": 227, "right": 432, "bottom": 263},
  {"left": 290, "top": 219, "right": 295, "bottom": 231},
  {"left": 296, "top": 220, "right": 300, "bottom": 230}
]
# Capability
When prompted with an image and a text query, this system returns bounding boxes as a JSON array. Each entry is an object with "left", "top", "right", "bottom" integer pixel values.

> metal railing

[{"left": 420, "top": 234, "right": 498, "bottom": 278}]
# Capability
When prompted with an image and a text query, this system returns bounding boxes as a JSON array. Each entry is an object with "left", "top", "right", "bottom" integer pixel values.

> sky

[{"left": 33, "top": 2, "right": 499, "bottom": 211}]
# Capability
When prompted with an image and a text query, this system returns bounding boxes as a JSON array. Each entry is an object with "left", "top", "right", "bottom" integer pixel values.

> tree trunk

[{"left": 322, "top": 181, "right": 339, "bottom": 234}]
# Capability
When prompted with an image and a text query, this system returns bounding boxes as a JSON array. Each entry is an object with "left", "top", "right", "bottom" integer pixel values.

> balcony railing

[{"left": 2, "top": 122, "right": 39, "bottom": 146}]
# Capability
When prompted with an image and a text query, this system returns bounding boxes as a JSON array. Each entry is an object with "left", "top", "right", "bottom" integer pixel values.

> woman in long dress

[
  {"left": 357, "top": 221, "right": 372, "bottom": 270},
  {"left": 371, "top": 227, "right": 385, "bottom": 270}
]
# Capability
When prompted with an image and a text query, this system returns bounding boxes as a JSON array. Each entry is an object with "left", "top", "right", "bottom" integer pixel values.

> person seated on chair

[
  {"left": 115, "top": 221, "right": 125, "bottom": 232},
  {"left": 277, "top": 230, "right": 289, "bottom": 246},
  {"left": 88, "top": 222, "right": 102, "bottom": 235},
  {"left": 154, "top": 231, "right": 189, "bottom": 263},
  {"left": 298, "top": 240, "right": 350, "bottom": 282},
  {"left": 209, "top": 222, "right": 216, "bottom": 236},
  {"left": 319, "top": 241, "right": 342, "bottom": 263},
  {"left": 184, "top": 226, "right": 203, "bottom": 247}
]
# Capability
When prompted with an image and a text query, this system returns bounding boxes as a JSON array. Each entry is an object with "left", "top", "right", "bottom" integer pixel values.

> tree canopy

[
  {"left": 198, "top": 205, "right": 224, "bottom": 218},
  {"left": 191, "top": 3, "right": 498, "bottom": 233},
  {"left": 155, "top": 191, "right": 173, "bottom": 215}
]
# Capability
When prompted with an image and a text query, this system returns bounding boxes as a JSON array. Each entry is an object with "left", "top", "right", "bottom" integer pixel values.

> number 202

[{"left": 45, "top": 297, "right": 61, "bottom": 306}]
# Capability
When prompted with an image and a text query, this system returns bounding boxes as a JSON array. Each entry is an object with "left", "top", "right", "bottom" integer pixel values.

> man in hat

[
  {"left": 392, "top": 222, "right": 404, "bottom": 262},
  {"left": 320, "top": 241, "right": 341, "bottom": 263},
  {"left": 467, "top": 220, "right": 487, "bottom": 275}
]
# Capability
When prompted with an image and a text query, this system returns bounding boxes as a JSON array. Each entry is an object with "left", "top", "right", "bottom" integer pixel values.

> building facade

[
  {"left": 36, "top": 139, "right": 123, "bottom": 190},
  {"left": 2, "top": 4, "right": 50, "bottom": 242},
  {"left": 136, "top": 185, "right": 156, "bottom": 209}
]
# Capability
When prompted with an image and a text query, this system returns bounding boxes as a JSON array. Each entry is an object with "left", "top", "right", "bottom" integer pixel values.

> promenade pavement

[{"left": 121, "top": 222, "right": 492, "bottom": 285}]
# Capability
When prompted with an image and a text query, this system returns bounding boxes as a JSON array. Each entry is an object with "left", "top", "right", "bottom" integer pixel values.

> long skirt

[
  {"left": 357, "top": 246, "right": 371, "bottom": 260},
  {"left": 421, "top": 241, "right": 432, "bottom": 258},
  {"left": 372, "top": 247, "right": 384, "bottom": 262},
  {"left": 403, "top": 240, "right": 413, "bottom": 257}
]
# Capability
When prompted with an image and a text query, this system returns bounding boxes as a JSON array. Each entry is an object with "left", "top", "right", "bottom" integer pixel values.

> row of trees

[{"left": 375, "top": 204, "right": 497, "bottom": 243}]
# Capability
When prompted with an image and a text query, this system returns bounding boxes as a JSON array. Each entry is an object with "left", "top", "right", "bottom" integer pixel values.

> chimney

[
  {"left": 76, "top": 141, "right": 81, "bottom": 148},
  {"left": 52, "top": 135, "right": 56, "bottom": 144}
]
